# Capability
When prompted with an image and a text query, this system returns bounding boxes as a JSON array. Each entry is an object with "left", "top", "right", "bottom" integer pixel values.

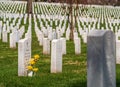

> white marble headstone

[
  {"left": 43, "top": 38, "right": 50, "bottom": 55},
  {"left": 51, "top": 39, "right": 62, "bottom": 73},
  {"left": 10, "top": 32, "right": 16, "bottom": 48},
  {"left": 74, "top": 38, "right": 81, "bottom": 54},
  {"left": 60, "top": 38, "right": 66, "bottom": 55},
  {"left": 18, "top": 38, "right": 31, "bottom": 76},
  {"left": 2, "top": 31, "right": 7, "bottom": 42}
]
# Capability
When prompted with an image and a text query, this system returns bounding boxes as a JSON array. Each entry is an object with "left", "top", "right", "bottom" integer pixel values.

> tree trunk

[
  {"left": 27, "top": 0, "right": 32, "bottom": 15},
  {"left": 69, "top": 0, "right": 74, "bottom": 41}
]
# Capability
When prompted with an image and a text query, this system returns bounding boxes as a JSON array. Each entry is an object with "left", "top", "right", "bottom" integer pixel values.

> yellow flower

[
  {"left": 29, "top": 58, "right": 34, "bottom": 62},
  {"left": 34, "top": 54, "right": 40, "bottom": 60},
  {"left": 29, "top": 58, "right": 36, "bottom": 65},
  {"left": 27, "top": 66, "right": 33, "bottom": 70},
  {"left": 30, "top": 61, "right": 36, "bottom": 65},
  {"left": 33, "top": 68, "right": 38, "bottom": 72}
]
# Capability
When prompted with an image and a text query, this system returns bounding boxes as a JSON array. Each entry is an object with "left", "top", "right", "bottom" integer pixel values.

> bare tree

[
  {"left": 27, "top": 0, "right": 32, "bottom": 15},
  {"left": 62, "top": 0, "right": 79, "bottom": 40},
  {"left": 68, "top": 0, "right": 74, "bottom": 40}
]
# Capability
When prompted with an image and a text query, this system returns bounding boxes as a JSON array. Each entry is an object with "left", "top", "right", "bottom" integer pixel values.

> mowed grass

[{"left": 0, "top": 19, "right": 120, "bottom": 87}]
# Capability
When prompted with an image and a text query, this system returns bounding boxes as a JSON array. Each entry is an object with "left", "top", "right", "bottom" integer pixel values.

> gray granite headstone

[
  {"left": 0, "top": 26, "right": 2, "bottom": 39},
  {"left": 87, "top": 30, "right": 116, "bottom": 87},
  {"left": 116, "top": 40, "right": 120, "bottom": 64}
]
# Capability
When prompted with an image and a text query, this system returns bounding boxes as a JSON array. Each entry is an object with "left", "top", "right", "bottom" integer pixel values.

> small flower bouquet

[{"left": 27, "top": 54, "right": 40, "bottom": 77}]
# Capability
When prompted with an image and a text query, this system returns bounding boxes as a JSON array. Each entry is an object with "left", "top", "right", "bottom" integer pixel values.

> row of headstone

[
  {"left": 0, "top": 12, "right": 30, "bottom": 49},
  {"left": 10, "top": 26, "right": 25, "bottom": 48},
  {"left": 35, "top": 23, "right": 82, "bottom": 56},
  {"left": 32, "top": 2, "right": 120, "bottom": 49},
  {"left": 18, "top": 37, "right": 66, "bottom": 75},
  {"left": 0, "top": 1, "right": 27, "bottom": 14},
  {"left": 17, "top": 29, "right": 117, "bottom": 87},
  {"left": 1, "top": 1, "right": 120, "bottom": 21}
]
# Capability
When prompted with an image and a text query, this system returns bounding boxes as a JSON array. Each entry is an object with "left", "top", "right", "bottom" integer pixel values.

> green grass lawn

[
  {"left": 0, "top": 20, "right": 120, "bottom": 87},
  {"left": 0, "top": 1, "right": 120, "bottom": 86}
]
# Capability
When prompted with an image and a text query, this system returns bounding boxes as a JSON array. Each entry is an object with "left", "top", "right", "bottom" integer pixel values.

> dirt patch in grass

[{"left": 64, "top": 60, "right": 87, "bottom": 66}]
